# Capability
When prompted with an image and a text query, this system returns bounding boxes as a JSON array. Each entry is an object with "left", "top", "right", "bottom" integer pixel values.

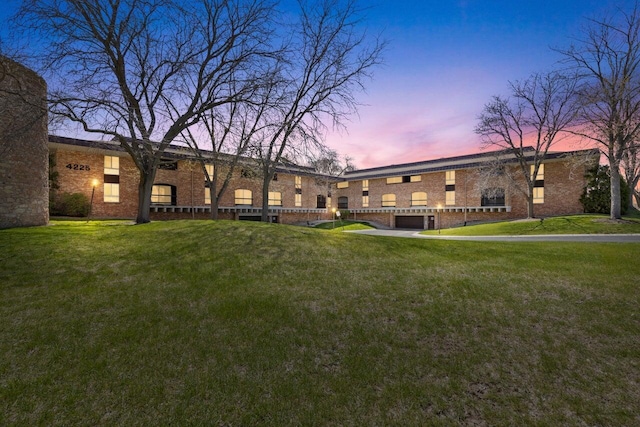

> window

[
  {"left": 205, "top": 164, "right": 214, "bottom": 179},
  {"left": 151, "top": 184, "right": 176, "bottom": 205},
  {"left": 241, "top": 169, "right": 256, "bottom": 178},
  {"left": 158, "top": 159, "right": 178, "bottom": 170},
  {"left": 295, "top": 176, "right": 302, "bottom": 207},
  {"left": 327, "top": 196, "right": 332, "bottom": 208},
  {"left": 268, "top": 191, "right": 282, "bottom": 206},
  {"left": 205, "top": 187, "right": 211, "bottom": 205},
  {"left": 235, "top": 189, "right": 252, "bottom": 205},
  {"left": 104, "top": 156, "right": 120, "bottom": 203},
  {"left": 104, "top": 183, "right": 120, "bottom": 203},
  {"left": 411, "top": 192, "right": 427, "bottom": 206},
  {"left": 362, "top": 180, "right": 369, "bottom": 191},
  {"left": 387, "top": 175, "right": 420, "bottom": 184},
  {"left": 446, "top": 191, "right": 455, "bottom": 206},
  {"left": 382, "top": 193, "right": 396, "bottom": 207},
  {"left": 362, "top": 195, "right": 369, "bottom": 208},
  {"left": 386, "top": 176, "right": 402, "bottom": 184},
  {"left": 317, "top": 195, "right": 327, "bottom": 209},
  {"left": 481, "top": 188, "right": 505, "bottom": 206},
  {"left": 336, "top": 181, "right": 349, "bottom": 189},
  {"left": 338, "top": 196, "right": 348, "bottom": 209},
  {"left": 446, "top": 170, "right": 455, "bottom": 185},
  {"left": 533, "top": 187, "right": 545, "bottom": 204},
  {"left": 104, "top": 156, "right": 119, "bottom": 175},
  {"left": 530, "top": 164, "right": 544, "bottom": 181}
]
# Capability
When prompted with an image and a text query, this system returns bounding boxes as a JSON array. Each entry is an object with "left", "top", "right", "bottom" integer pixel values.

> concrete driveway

[{"left": 347, "top": 229, "right": 640, "bottom": 243}]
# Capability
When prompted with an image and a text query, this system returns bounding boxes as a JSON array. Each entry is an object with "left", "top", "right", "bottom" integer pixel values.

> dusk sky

[{"left": 0, "top": 0, "right": 629, "bottom": 168}]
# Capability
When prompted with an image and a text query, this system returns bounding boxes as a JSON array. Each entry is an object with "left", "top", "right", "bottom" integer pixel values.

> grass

[
  {"left": 313, "top": 219, "right": 375, "bottom": 231},
  {"left": 422, "top": 214, "right": 640, "bottom": 236},
  {"left": 1, "top": 220, "right": 639, "bottom": 425}
]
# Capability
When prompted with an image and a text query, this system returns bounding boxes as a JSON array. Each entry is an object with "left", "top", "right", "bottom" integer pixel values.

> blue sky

[{"left": 0, "top": 0, "right": 629, "bottom": 167}]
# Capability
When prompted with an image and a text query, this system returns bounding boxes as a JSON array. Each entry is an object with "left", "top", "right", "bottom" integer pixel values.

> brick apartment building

[{"left": 49, "top": 135, "right": 598, "bottom": 229}]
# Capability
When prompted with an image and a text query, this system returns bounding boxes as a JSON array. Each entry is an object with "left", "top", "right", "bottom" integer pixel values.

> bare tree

[
  {"left": 557, "top": 3, "right": 640, "bottom": 219},
  {"left": 475, "top": 72, "right": 578, "bottom": 218},
  {"left": 181, "top": 79, "right": 275, "bottom": 219},
  {"left": 13, "top": 0, "right": 276, "bottom": 223},
  {"left": 252, "top": 0, "right": 384, "bottom": 222}
]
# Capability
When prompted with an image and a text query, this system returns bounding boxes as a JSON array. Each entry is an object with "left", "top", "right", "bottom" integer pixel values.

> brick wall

[{"left": 0, "top": 57, "right": 49, "bottom": 229}]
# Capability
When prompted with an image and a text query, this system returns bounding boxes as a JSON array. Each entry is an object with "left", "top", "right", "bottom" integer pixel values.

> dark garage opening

[{"left": 395, "top": 215, "right": 424, "bottom": 229}]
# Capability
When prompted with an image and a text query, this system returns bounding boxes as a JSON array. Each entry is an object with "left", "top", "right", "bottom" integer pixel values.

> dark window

[
  {"left": 158, "top": 159, "right": 178, "bottom": 170},
  {"left": 362, "top": 190, "right": 369, "bottom": 196},
  {"left": 338, "top": 196, "right": 348, "bottom": 209},
  {"left": 272, "top": 173, "right": 278, "bottom": 181},
  {"left": 402, "top": 175, "right": 411, "bottom": 183},
  {"left": 481, "top": 188, "right": 505, "bottom": 207},
  {"left": 534, "top": 179, "right": 545, "bottom": 188},
  {"left": 317, "top": 195, "right": 327, "bottom": 209},
  {"left": 104, "top": 174, "right": 120, "bottom": 184},
  {"left": 241, "top": 169, "right": 256, "bottom": 178},
  {"left": 295, "top": 188, "right": 302, "bottom": 195},
  {"left": 445, "top": 184, "right": 455, "bottom": 192}
]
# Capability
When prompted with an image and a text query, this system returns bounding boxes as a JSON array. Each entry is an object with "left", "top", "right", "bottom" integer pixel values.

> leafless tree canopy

[
  {"left": 13, "top": 0, "right": 278, "bottom": 223},
  {"left": 475, "top": 72, "right": 578, "bottom": 218},
  {"left": 557, "top": 3, "right": 640, "bottom": 218},
  {"left": 9, "top": 0, "right": 381, "bottom": 223},
  {"left": 251, "top": 0, "right": 384, "bottom": 221}
]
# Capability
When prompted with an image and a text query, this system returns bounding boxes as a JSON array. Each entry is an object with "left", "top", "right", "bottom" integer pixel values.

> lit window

[
  {"left": 104, "top": 156, "right": 119, "bottom": 175},
  {"left": 295, "top": 176, "right": 302, "bottom": 207},
  {"left": 446, "top": 191, "right": 455, "bottom": 205},
  {"left": 386, "top": 176, "right": 402, "bottom": 184},
  {"left": 104, "top": 155, "right": 120, "bottom": 203},
  {"left": 327, "top": 196, "right": 332, "bottom": 208},
  {"left": 382, "top": 193, "right": 396, "bottom": 207},
  {"left": 205, "top": 164, "right": 214, "bottom": 178},
  {"left": 235, "top": 189, "right": 252, "bottom": 205},
  {"left": 362, "top": 180, "right": 369, "bottom": 191},
  {"left": 104, "top": 183, "right": 119, "bottom": 203},
  {"left": 205, "top": 187, "right": 211, "bottom": 205},
  {"left": 362, "top": 195, "right": 369, "bottom": 208},
  {"left": 533, "top": 187, "right": 544, "bottom": 204},
  {"left": 446, "top": 170, "right": 455, "bottom": 185},
  {"left": 410, "top": 175, "right": 421, "bottom": 182},
  {"left": 530, "top": 164, "right": 544, "bottom": 181},
  {"left": 151, "top": 185, "right": 175, "bottom": 205},
  {"left": 268, "top": 191, "right": 282, "bottom": 206},
  {"left": 336, "top": 181, "right": 349, "bottom": 189},
  {"left": 411, "top": 192, "right": 427, "bottom": 206}
]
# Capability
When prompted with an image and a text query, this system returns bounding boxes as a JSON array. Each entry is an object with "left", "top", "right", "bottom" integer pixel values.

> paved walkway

[{"left": 347, "top": 229, "right": 640, "bottom": 242}]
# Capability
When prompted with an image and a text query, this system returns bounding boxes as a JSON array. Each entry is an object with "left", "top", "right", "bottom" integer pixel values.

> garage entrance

[{"left": 395, "top": 215, "right": 424, "bottom": 229}]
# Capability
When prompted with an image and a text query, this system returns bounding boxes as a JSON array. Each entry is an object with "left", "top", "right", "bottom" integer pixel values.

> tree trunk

[
  {"left": 634, "top": 191, "right": 640, "bottom": 209},
  {"left": 527, "top": 185, "right": 535, "bottom": 219},
  {"left": 136, "top": 169, "right": 156, "bottom": 224},
  {"left": 610, "top": 163, "right": 622, "bottom": 219},
  {"left": 261, "top": 176, "right": 270, "bottom": 222},
  {"left": 211, "top": 196, "right": 219, "bottom": 220}
]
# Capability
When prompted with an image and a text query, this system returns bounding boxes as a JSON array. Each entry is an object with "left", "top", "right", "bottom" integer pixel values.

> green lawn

[
  {"left": 422, "top": 214, "right": 640, "bottom": 236},
  {"left": 313, "top": 220, "right": 375, "bottom": 231},
  {"left": 1, "top": 220, "right": 639, "bottom": 425}
]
